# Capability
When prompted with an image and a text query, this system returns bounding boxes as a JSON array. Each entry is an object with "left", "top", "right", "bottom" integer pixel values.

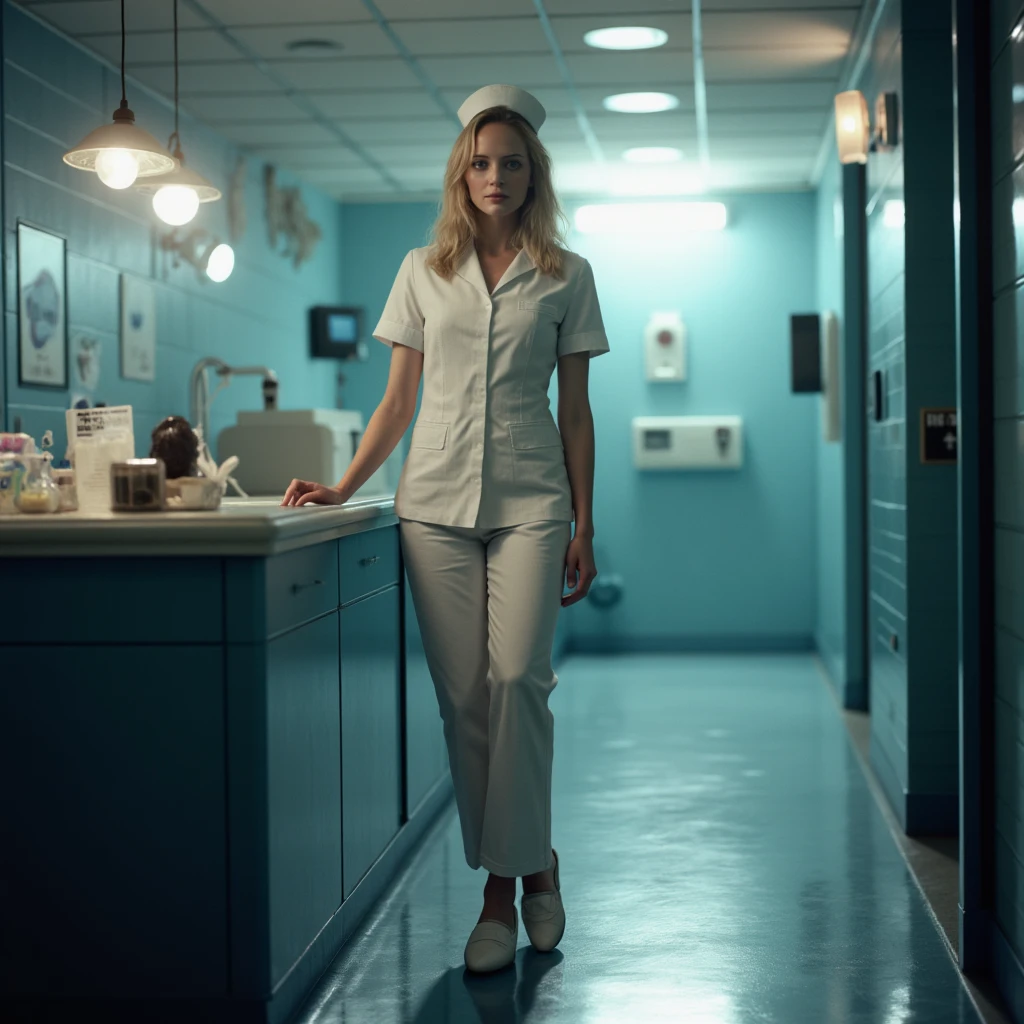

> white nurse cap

[{"left": 457, "top": 84, "right": 547, "bottom": 133}]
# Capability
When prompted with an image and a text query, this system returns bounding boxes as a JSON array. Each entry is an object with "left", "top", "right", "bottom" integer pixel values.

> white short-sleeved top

[{"left": 373, "top": 244, "right": 609, "bottom": 528}]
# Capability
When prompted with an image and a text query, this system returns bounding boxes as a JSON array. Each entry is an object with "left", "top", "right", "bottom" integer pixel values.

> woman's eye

[
  {"left": 507, "top": 160, "right": 522, "bottom": 170},
  {"left": 473, "top": 160, "right": 488, "bottom": 170}
]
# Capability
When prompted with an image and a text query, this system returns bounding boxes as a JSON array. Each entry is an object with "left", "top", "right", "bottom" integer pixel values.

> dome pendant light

[
  {"left": 136, "top": 0, "right": 220, "bottom": 225},
  {"left": 63, "top": 0, "right": 177, "bottom": 188}
]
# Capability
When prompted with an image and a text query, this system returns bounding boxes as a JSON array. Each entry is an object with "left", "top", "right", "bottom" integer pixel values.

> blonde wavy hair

[{"left": 426, "top": 107, "right": 568, "bottom": 280}]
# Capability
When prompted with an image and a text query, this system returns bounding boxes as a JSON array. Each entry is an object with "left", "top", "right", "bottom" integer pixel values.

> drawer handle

[
  {"left": 291, "top": 579, "right": 324, "bottom": 594},
  {"left": 360, "top": 555, "right": 380, "bottom": 566}
]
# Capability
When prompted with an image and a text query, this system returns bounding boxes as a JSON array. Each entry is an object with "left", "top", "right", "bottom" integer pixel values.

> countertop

[{"left": 0, "top": 495, "right": 397, "bottom": 557}]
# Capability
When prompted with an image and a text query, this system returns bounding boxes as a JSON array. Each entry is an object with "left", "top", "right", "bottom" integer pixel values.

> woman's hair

[{"left": 427, "top": 107, "right": 568, "bottom": 280}]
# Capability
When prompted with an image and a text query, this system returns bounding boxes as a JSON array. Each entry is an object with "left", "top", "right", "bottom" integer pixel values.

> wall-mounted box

[{"left": 632, "top": 415, "right": 744, "bottom": 470}]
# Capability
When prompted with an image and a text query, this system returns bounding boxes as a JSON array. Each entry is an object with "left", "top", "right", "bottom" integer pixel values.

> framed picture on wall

[
  {"left": 17, "top": 221, "right": 68, "bottom": 389},
  {"left": 120, "top": 273, "right": 157, "bottom": 382}
]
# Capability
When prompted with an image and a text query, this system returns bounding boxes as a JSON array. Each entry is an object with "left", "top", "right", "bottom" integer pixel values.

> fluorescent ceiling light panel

[
  {"left": 623, "top": 147, "right": 683, "bottom": 163},
  {"left": 603, "top": 92, "right": 680, "bottom": 114},
  {"left": 574, "top": 202, "right": 727, "bottom": 234},
  {"left": 584, "top": 27, "right": 668, "bottom": 50}
]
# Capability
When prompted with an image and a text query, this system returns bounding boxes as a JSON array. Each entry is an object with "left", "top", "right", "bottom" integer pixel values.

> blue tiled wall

[
  {"left": 991, "top": 0, "right": 1024, "bottom": 970},
  {"left": 339, "top": 193, "right": 819, "bottom": 650},
  {"left": 863, "top": 0, "right": 959, "bottom": 834},
  {"left": 815, "top": 151, "right": 847, "bottom": 687},
  {"left": 0, "top": 3, "right": 347, "bottom": 458}
]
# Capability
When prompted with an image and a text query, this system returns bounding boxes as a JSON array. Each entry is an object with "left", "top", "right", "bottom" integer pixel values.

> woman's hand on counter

[{"left": 281, "top": 479, "right": 349, "bottom": 507}]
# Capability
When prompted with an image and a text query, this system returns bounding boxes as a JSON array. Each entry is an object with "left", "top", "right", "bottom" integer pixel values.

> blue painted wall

[
  {"left": 991, "top": 0, "right": 1024, "bottom": 971},
  {"left": 815, "top": 152, "right": 847, "bottom": 687},
  {"left": 0, "top": 3, "right": 347, "bottom": 458},
  {"left": 862, "top": 0, "right": 959, "bottom": 834},
  {"left": 339, "top": 193, "right": 820, "bottom": 649}
]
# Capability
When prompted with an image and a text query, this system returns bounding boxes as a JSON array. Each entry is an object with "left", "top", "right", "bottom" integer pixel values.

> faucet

[{"left": 189, "top": 357, "right": 279, "bottom": 447}]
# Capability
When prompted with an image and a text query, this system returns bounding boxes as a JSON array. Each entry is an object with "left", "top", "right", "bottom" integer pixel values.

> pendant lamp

[
  {"left": 63, "top": 0, "right": 177, "bottom": 189},
  {"left": 135, "top": 0, "right": 221, "bottom": 225}
]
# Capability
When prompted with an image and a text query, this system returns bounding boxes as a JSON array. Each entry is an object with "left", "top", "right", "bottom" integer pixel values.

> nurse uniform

[{"left": 372, "top": 86, "right": 610, "bottom": 880}]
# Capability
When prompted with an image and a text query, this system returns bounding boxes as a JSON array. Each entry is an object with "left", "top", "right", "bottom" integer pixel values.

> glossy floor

[{"left": 296, "top": 654, "right": 980, "bottom": 1024}]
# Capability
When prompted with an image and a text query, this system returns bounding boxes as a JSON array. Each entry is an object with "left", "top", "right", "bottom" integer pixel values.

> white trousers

[{"left": 400, "top": 518, "right": 571, "bottom": 878}]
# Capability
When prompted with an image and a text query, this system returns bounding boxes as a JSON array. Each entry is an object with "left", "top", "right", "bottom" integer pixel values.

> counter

[{"left": 0, "top": 497, "right": 451, "bottom": 1023}]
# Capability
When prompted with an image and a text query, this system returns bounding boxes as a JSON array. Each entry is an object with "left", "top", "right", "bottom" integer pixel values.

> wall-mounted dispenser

[
  {"left": 632, "top": 416, "right": 743, "bottom": 470},
  {"left": 790, "top": 314, "right": 822, "bottom": 393},
  {"left": 821, "top": 311, "right": 841, "bottom": 442},
  {"left": 644, "top": 312, "right": 686, "bottom": 382}
]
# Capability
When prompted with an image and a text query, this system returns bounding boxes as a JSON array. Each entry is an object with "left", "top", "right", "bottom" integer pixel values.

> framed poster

[
  {"left": 17, "top": 222, "right": 67, "bottom": 389},
  {"left": 120, "top": 273, "right": 157, "bottom": 382}
]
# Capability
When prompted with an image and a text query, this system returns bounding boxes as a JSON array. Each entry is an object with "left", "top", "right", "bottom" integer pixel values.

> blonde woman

[{"left": 282, "top": 85, "right": 609, "bottom": 973}]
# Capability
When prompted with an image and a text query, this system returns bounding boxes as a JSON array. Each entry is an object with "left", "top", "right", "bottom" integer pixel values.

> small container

[
  {"left": 110, "top": 458, "right": 166, "bottom": 512},
  {"left": 16, "top": 454, "right": 60, "bottom": 514},
  {"left": 166, "top": 475, "right": 222, "bottom": 511},
  {"left": 0, "top": 455, "right": 24, "bottom": 515},
  {"left": 53, "top": 460, "right": 78, "bottom": 512}
]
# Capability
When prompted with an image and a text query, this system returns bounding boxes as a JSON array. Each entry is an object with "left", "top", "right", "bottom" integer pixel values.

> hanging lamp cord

[
  {"left": 119, "top": 0, "right": 127, "bottom": 107},
  {"left": 169, "top": 0, "right": 181, "bottom": 153}
]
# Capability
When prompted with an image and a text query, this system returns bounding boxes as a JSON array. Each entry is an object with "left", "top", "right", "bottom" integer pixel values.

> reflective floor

[{"left": 296, "top": 654, "right": 981, "bottom": 1024}]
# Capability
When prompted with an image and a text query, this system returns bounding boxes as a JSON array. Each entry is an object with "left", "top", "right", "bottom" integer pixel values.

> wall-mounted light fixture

[
  {"left": 873, "top": 91, "right": 900, "bottom": 150},
  {"left": 134, "top": 0, "right": 220, "bottom": 225},
  {"left": 160, "top": 227, "right": 235, "bottom": 283},
  {"left": 63, "top": 0, "right": 176, "bottom": 189},
  {"left": 833, "top": 90, "right": 870, "bottom": 165},
  {"left": 574, "top": 202, "right": 727, "bottom": 234}
]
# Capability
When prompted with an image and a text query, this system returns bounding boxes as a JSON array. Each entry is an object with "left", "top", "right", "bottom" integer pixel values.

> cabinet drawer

[
  {"left": 339, "top": 527, "right": 399, "bottom": 606},
  {"left": 265, "top": 543, "right": 340, "bottom": 637}
]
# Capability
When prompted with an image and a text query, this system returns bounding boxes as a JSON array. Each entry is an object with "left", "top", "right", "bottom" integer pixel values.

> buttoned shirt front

[{"left": 373, "top": 245, "right": 609, "bottom": 529}]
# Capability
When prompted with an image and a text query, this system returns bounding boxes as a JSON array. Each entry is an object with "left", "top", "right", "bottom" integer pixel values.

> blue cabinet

[
  {"left": 341, "top": 587, "right": 401, "bottom": 898},
  {"left": 404, "top": 575, "right": 449, "bottom": 814}
]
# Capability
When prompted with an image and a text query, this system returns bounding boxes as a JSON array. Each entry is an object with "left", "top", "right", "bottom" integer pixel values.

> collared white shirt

[{"left": 373, "top": 245, "right": 609, "bottom": 528}]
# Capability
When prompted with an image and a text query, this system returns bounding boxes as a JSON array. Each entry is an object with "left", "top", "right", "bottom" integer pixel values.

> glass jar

[
  {"left": 16, "top": 453, "right": 60, "bottom": 514},
  {"left": 53, "top": 461, "right": 78, "bottom": 512}
]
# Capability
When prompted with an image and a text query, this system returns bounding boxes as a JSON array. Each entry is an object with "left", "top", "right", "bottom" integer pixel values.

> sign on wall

[
  {"left": 920, "top": 408, "right": 957, "bottom": 465},
  {"left": 17, "top": 222, "right": 67, "bottom": 389}
]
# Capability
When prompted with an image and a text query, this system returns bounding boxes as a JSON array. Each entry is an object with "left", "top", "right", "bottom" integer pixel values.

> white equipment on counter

[
  {"left": 217, "top": 409, "right": 388, "bottom": 497},
  {"left": 632, "top": 415, "right": 744, "bottom": 470}
]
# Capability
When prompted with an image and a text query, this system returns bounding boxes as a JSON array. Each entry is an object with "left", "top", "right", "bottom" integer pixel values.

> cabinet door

[
  {"left": 341, "top": 587, "right": 401, "bottom": 898},
  {"left": 265, "top": 612, "right": 342, "bottom": 989},
  {"left": 404, "top": 576, "right": 449, "bottom": 814}
]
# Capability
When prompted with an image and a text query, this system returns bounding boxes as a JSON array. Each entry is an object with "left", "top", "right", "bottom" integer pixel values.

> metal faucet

[{"left": 189, "top": 357, "right": 279, "bottom": 447}]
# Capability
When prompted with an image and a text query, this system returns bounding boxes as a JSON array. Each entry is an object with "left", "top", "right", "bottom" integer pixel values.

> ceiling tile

[
  {"left": 132, "top": 61, "right": 278, "bottom": 94},
  {"left": 701, "top": 0, "right": 859, "bottom": 8},
  {"left": 542, "top": 0, "right": 685, "bottom": 13},
  {"left": 564, "top": 51, "right": 695, "bottom": 86},
  {"left": 339, "top": 117, "right": 456, "bottom": 144},
  {"left": 702, "top": 10, "right": 858, "bottom": 49},
  {"left": 392, "top": 18, "right": 550, "bottom": 55},
  {"left": 309, "top": 91, "right": 446, "bottom": 119},
  {"left": 704, "top": 46, "right": 847, "bottom": 81},
  {"left": 14, "top": 0, "right": 206, "bottom": 33},
  {"left": 256, "top": 57, "right": 419, "bottom": 90},
  {"left": 195, "top": 0, "right": 371, "bottom": 27},
  {"left": 181, "top": 93, "right": 305, "bottom": 122},
  {"left": 706, "top": 81, "right": 837, "bottom": 111},
  {"left": 217, "top": 121, "right": 341, "bottom": 146},
  {"left": 81, "top": 29, "right": 237, "bottom": 64},
  {"left": 231, "top": 22, "right": 398, "bottom": 60},
  {"left": 262, "top": 145, "right": 368, "bottom": 169},
  {"left": 377, "top": 0, "right": 537, "bottom": 18},
  {"left": 418, "top": 55, "right": 563, "bottom": 89},
  {"left": 708, "top": 110, "right": 830, "bottom": 136}
]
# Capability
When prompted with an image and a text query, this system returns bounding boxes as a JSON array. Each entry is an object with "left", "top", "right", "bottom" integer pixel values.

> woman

[{"left": 282, "top": 84, "right": 609, "bottom": 973}]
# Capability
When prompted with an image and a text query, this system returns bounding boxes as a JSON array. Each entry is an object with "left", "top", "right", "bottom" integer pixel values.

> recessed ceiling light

[
  {"left": 286, "top": 38, "right": 342, "bottom": 54},
  {"left": 623, "top": 146, "right": 683, "bottom": 163},
  {"left": 603, "top": 92, "right": 679, "bottom": 114},
  {"left": 584, "top": 26, "right": 668, "bottom": 50}
]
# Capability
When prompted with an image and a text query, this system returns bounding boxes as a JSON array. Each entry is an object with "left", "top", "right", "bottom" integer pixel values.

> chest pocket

[{"left": 518, "top": 300, "right": 559, "bottom": 318}]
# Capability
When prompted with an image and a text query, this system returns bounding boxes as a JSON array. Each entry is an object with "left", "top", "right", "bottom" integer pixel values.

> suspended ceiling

[{"left": 12, "top": 0, "right": 867, "bottom": 202}]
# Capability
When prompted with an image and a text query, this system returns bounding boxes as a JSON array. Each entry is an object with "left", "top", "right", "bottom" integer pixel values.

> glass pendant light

[
  {"left": 63, "top": 0, "right": 177, "bottom": 188},
  {"left": 136, "top": 0, "right": 221, "bottom": 225}
]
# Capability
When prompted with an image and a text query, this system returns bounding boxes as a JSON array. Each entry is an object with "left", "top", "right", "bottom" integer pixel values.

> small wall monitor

[{"left": 310, "top": 306, "right": 363, "bottom": 360}]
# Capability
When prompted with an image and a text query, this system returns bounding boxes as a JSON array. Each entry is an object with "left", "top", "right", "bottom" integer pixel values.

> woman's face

[{"left": 464, "top": 121, "right": 532, "bottom": 220}]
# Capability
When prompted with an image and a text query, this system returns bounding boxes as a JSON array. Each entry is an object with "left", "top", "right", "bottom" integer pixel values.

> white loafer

[
  {"left": 464, "top": 905, "right": 518, "bottom": 973},
  {"left": 521, "top": 849, "right": 565, "bottom": 952}
]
